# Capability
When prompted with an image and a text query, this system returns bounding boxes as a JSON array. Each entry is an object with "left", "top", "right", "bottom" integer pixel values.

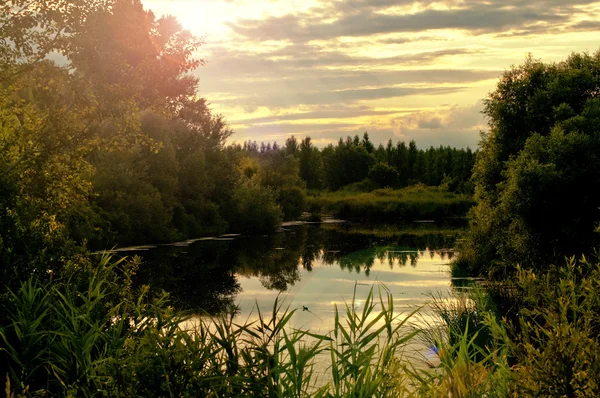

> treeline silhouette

[{"left": 236, "top": 133, "right": 476, "bottom": 193}]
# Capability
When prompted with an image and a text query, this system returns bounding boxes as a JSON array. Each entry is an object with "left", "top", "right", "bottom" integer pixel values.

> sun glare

[{"left": 146, "top": 0, "right": 231, "bottom": 40}]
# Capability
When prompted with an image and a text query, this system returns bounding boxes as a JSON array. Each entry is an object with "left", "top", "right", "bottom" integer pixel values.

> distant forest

[
  {"left": 82, "top": 128, "right": 475, "bottom": 248},
  {"left": 238, "top": 133, "right": 475, "bottom": 192}
]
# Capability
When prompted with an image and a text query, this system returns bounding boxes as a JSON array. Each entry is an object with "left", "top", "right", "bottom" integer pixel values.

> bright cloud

[{"left": 144, "top": 0, "right": 600, "bottom": 149}]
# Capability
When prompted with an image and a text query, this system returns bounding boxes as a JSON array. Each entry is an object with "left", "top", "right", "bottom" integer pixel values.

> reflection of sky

[{"left": 234, "top": 249, "right": 451, "bottom": 334}]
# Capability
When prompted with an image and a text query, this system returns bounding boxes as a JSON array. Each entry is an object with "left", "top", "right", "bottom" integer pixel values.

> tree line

[{"left": 238, "top": 134, "right": 476, "bottom": 193}]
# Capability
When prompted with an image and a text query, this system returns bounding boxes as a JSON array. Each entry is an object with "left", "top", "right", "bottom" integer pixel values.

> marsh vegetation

[{"left": 2, "top": 0, "right": 600, "bottom": 396}]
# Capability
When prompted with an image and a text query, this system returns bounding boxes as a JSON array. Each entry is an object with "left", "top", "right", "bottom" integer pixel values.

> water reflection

[{"left": 132, "top": 224, "right": 460, "bottom": 315}]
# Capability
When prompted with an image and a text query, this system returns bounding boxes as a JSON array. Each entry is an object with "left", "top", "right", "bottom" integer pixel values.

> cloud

[
  {"left": 213, "top": 86, "right": 464, "bottom": 108},
  {"left": 200, "top": 46, "right": 486, "bottom": 78},
  {"left": 145, "top": 0, "right": 600, "bottom": 148},
  {"left": 390, "top": 100, "right": 486, "bottom": 148},
  {"left": 229, "top": 102, "right": 487, "bottom": 149},
  {"left": 199, "top": 67, "right": 498, "bottom": 96},
  {"left": 195, "top": 43, "right": 499, "bottom": 110},
  {"left": 230, "top": 2, "right": 574, "bottom": 42},
  {"left": 233, "top": 122, "right": 359, "bottom": 142},
  {"left": 570, "top": 20, "right": 600, "bottom": 31},
  {"left": 418, "top": 117, "right": 443, "bottom": 129},
  {"left": 230, "top": 105, "right": 408, "bottom": 125}
]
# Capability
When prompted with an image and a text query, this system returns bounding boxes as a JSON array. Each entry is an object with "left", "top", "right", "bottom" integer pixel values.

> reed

[
  {"left": 1, "top": 256, "right": 420, "bottom": 397},
  {"left": 308, "top": 185, "right": 474, "bottom": 223}
]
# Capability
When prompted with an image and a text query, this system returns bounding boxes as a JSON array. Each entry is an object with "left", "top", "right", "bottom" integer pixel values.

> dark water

[{"left": 118, "top": 223, "right": 461, "bottom": 331}]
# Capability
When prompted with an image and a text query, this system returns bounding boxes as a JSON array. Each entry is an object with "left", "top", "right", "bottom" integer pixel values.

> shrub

[
  {"left": 278, "top": 185, "right": 306, "bottom": 221},
  {"left": 509, "top": 257, "right": 600, "bottom": 396},
  {"left": 230, "top": 179, "right": 283, "bottom": 234},
  {"left": 369, "top": 162, "right": 400, "bottom": 188}
]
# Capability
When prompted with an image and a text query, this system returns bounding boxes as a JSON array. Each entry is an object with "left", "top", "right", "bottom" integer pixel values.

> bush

[
  {"left": 369, "top": 162, "right": 400, "bottom": 188},
  {"left": 230, "top": 179, "right": 283, "bottom": 234},
  {"left": 278, "top": 185, "right": 306, "bottom": 220},
  {"left": 424, "top": 258, "right": 600, "bottom": 397},
  {"left": 508, "top": 257, "right": 600, "bottom": 396}
]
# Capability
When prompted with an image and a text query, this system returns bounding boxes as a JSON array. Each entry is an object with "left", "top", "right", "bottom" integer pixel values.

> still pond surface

[{"left": 115, "top": 222, "right": 463, "bottom": 334}]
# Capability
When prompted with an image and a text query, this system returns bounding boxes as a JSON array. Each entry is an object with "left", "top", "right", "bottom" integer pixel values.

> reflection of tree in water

[
  {"left": 336, "top": 246, "right": 454, "bottom": 274},
  {"left": 338, "top": 249, "right": 377, "bottom": 276},
  {"left": 234, "top": 226, "right": 459, "bottom": 285},
  {"left": 132, "top": 225, "right": 460, "bottom": 313},
  {"left": 233, "top": 228, "right": 307, "bottom": 291},
  {"left": 133, "top": 242, "right": 241, "bottom": 314},
  {"left": 328, "top": 228, "right": 458, "bottom": 274}
]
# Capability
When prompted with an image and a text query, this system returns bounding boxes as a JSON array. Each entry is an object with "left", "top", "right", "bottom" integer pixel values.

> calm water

[{"left": 116, "top": 223, "right": 461, "bottom": 333}]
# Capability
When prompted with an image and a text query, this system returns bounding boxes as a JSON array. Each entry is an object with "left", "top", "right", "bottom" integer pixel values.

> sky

[{"left": 143, "top": 0, "right": 600, "bottom": 149}]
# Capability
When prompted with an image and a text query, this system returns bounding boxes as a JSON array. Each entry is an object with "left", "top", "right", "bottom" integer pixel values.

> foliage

[
  {"left": 321, "top": 137, "right": 374, "bottom": 190},
  {"left": 325, "top": 284, "right": 419, "bottom": 397},
  {"left": 368, "top": 162, "right": 400, "bottom": 189},
  {"left": 459, "top": 51, "right": 600, "bottom": 276},
  {"left": 408, "top": 256, "right": 600, "bottom": 397},
  {"left": 509, "top": 257, "right": 600, "bottom": 396},
  {"left": 230, "top": 179, "right": 283, "bottom": 234},
  {"left": 0, "top": 256, "right": 419, "bottom": 397},
  {"left": 299, "top": 136, "right": 323, "bottom": 190},
  {"left": 243, "top": 134, "right": 475, "bottom": 196},
  {"left": 0, "top": 0, "right": 204, "bottom": 270},
  {"left": 308, "top": 185, "right": 475, "bottom": 223}
]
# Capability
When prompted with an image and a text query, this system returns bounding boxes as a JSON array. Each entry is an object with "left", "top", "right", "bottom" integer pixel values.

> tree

[
  {"left": 0, "top": 0, "right": 204, "bottom": 280},
  {"left": 321, "top": 139, "right": 374, "bottom": 190},
  {"left": 459, "top": 51, "right": 600, "bottom": 276},
  {"left": 284, "top": 135, "right": 299, "bottom": 156},
  {"left": 299, "top": 136, "right": 322, "bottom": 189},
  {"left": 362, "top": 132, "right": 374, "bottom": 153},
  {"left": 368, "top": 162, "right": 400, "bottom": 188}
]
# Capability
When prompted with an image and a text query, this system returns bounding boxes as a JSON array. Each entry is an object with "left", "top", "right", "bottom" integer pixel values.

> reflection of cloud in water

[
  {"left": 235, "top": 247, "right": 453, "bottom": 332},
  {"left": 134, "top": 224, "right": 460, "bottom": 324}
]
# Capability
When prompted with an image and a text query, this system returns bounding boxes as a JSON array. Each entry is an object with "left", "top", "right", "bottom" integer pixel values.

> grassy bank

[
  {"left": 0, "top": 257, "right": 418, "bottom": 397},
  {"left": 320, "top": 222, "right": 466, "bottom": 239},
  {"left": 3, "top": 253, "right": 600, "bottom": 396},
  {"left": 308, "top": 185, "right": 475, "bottom": 223}
]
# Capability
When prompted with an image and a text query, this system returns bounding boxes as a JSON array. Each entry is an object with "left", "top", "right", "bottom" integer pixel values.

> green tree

[
  {"left": 322, "top": 138, "right": 374, "bottom": 190},
  {"left": 459, "top": 51, "right": 600, "bottom": 276},
  {"left": 362, "top": 131, "right": 374, "bottom": 153},
  {"left": 299, "top": 136, "right": 322, "bottom": 189},
  {"left": 368, "top": 162, "right": 400, "bottom": 188},
  {"left": 0, "top": 0, "right": 203, "bottom": 280},
  {"left": 230, "top": 179, "right": 283, "bottom": 234}
]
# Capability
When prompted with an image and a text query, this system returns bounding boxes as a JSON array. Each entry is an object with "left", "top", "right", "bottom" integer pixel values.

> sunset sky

[{"left": 144, "top": 0, "right": 600, "bottom": 148}]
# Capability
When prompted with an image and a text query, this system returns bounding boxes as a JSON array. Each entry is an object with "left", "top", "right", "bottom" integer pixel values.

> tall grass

[
  {"left": 326, "top": 284, "right": 420, "bottom": 397},
  {"left": 403, "top": 255, "right": 600, "bottom": 397},
  {"left": 0, "top": 256, "right": 420, "bottom": 397},
  {"left": 308, "top": 185, "right": 474, "bottom": 223},
  {"left": 401, "top": 288, "right": 512, "bottom": 398},
  {"left": 6, "top": 253, "right": 600, "bottom": 396}
]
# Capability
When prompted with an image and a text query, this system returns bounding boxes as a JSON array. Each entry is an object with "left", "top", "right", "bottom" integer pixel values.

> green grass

[
  {"left": 320, "top": 222, "right": 466, "bottom": 239},
  {"left": 5, "top": 253, "right": 600, "bottom": 396},
  {"left": 0, "top": 257, "right": 421, "bottom": 397},
  {"left": 308, "top": 185, "right": 475, "bottom": 223}
]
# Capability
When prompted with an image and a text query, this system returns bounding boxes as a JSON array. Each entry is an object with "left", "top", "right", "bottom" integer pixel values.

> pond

[{"left": 115, "top": 222, "right": 463, "bottom": 334}]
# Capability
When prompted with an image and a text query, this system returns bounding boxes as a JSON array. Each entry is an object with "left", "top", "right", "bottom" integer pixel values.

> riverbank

[{"left": 307, "top": 185, "right": 474, "bottom": 224}]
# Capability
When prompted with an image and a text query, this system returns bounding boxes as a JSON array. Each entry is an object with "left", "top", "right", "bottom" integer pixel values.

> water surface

[{"left": 125, "top": 223, "right": 461, "bottom": 332}]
